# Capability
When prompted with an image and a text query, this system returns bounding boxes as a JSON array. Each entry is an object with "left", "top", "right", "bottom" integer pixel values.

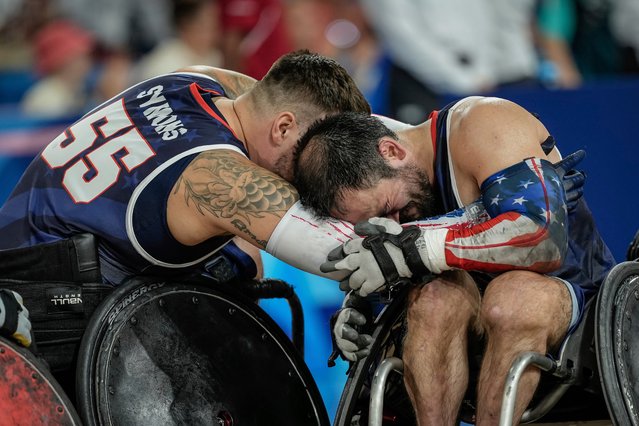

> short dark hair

[
  {"left": 293, "top": 112, "right": 398, "bottom": 218},
  {"left": 252, "top": 50, "right": 371, "bottom": 125}
]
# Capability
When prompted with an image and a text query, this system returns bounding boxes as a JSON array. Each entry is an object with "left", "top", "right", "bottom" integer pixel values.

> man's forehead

[{"left": 334, "top": 186, "right": 384, "bottom": 220}]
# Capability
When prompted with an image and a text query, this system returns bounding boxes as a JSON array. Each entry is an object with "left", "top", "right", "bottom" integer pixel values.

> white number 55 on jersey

[{"left": 41, "top": 99, "right": 156, "bottom": 203}]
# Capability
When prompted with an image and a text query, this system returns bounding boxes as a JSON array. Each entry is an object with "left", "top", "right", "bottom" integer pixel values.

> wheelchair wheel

[
  {"left": 334, "top": 286, "right": 416, "bottom": 426},
  {"left": 0, "top": 336, "right": 81, "bottom": 425},
  {"left": 75, "top": 277, "right": 329, "bottom": 426},
  {"left": 596, "top": 260, "right": 639, "bottom": 426}
]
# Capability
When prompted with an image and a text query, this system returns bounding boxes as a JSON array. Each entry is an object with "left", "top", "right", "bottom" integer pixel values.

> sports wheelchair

[
  {"left": 333, "top": 251, "right": 639, "bottom": 425},
  {"left": 0, "top": 235, "right": 330, "bottom": 425}
]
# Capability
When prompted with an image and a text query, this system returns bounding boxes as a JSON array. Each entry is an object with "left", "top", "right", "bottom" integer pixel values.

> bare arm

[
  {"left": 168, "top": 149, "right": 298, "bottom": 250},
  {"left": 167, "top": 149, "right": 355, "bottom": 279},
  {"left": 173, "top": 65, "right": 257, "bottom": 99}
]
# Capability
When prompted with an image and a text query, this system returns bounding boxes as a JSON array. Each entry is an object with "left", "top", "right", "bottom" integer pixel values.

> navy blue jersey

[
  {"left": 429, "top": 98, "right": 616, "bottom": 297},
  {"left": 0, "top": 73, "right": 248, "bottom": 284}
]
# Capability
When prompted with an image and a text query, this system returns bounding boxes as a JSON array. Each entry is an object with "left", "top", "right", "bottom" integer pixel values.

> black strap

[
  {"left": 0, "top": 233, "right": 101, "bottom": 283},
  {"left": 362, "top": 234, "right": 401, "bottom": 285},
  {"left": 362, "top": 225, "right": 430, "bottom": 285},
  {"left": 396, "top": 227, "right": 431, "bottom": 282},
  {"left": 362, "top": 225, "right": 431, "bottom": 285},
  {"left": 0, "top": 290, "right": 19, "bottom": 335}
]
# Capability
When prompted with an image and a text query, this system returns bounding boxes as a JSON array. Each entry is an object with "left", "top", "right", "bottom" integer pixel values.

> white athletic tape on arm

[
  {"left": 266, "top": 201, "right": 354, "bottom": 280},
  {"left": 403, "top": 221, "right": 450, "bottom": 274}
]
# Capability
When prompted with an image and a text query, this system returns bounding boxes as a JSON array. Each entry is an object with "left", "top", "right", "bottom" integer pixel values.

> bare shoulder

[
  {"left": 449, "top": 96, "right": 550, "bottom": 183},
  {"left": 173, "top": 66, "right": 257, "bottom": 99},
  {"left": 453, "top": 96, "right": 535, "bottom": 132}
]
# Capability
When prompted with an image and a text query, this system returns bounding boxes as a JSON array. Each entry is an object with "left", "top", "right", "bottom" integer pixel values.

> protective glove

[
  {"left": 321, "top": 218, "right": 432, "bottom": 297},
  {"left": 0, "top": 289, "right": 32, "bottom": 348},
  {"left": 328, "top": 291, "right": 373, "bottom": 365},
  {"left": 552, "top": 149, "right": 586, "bottom": 212}
]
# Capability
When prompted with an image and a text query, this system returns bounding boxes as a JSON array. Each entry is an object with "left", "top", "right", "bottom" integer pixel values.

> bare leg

[
  {"left": 476, "top": 271, "right": 572, "bottom": 425},
  {"left": 402, "top": 270, "right": 481, "bottom": 426}
]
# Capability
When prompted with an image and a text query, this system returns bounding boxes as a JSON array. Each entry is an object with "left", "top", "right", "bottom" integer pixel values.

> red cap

[{"left": 34, "top": 20, "right": 95, "bottom": 75}]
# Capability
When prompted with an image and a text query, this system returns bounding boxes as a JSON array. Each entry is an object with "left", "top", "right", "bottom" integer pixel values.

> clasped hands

[{"left": 324, "top": 150, "right": 586, "bottom": 362}]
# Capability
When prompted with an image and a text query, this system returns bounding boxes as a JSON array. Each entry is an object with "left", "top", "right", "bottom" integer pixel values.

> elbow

[{"left": 528, "top": 225, "right": 568, "bottom": 273}]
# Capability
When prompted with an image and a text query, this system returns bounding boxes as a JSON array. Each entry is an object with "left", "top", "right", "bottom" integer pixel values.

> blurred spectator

[
  {"left": 0, "top": 0, "right": 53, "bottom": 71},
  {"left": 20, "top": 20, "right": 95, "bottom": 118},
  {"left": 535, "top": 0, "right": 583, "bottom": 89},
  {"left": 537, "top": 0, "right": 623, "bottom": 88},
  {"left": 134, "top": 0, "right": 223, "bottom": 82},
  {"left": 570, "top": 0, "right": 622, "bottom": 79},
  {"left": 359, "top": 0, "right": 539, "bottom": 123},
  {"left": 55, "top": 0, "right": 172, "bottom": 99},
  {"left": 219, "top": 0, "right": 292, "bottom": 78},
  {"left": 610, "top": 0, "right": 639, "bottom": 72},
  {"left": 285, "top": 0, "right": 335, "bottom": 57},
  {"left": 55, "top": 0, "right": 171, "bottom": 56},
  {"left": 322, "top": 0, "right": 389, "bottom": 114}
]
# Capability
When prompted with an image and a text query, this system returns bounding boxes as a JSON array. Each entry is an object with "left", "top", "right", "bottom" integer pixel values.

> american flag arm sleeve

[{"left": 408, "top": 158, "right": 569, "bottom": 274}]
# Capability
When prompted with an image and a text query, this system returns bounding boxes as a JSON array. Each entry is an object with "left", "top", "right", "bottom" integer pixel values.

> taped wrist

[
  {"left": 0, "top": 290, "right": 19, "bottom": 336},
  {"left": 362, "top": 225, "right": 430, "bottom": 284}
]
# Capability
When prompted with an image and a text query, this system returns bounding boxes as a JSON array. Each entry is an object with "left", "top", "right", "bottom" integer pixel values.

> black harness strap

[{"left": 361, "top": 226, "right": 431, "bottom": 285}]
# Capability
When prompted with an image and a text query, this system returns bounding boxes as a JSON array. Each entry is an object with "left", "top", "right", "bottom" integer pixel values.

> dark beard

[{"left": 398, "top": 166, "right": 440, "bottom": 222}]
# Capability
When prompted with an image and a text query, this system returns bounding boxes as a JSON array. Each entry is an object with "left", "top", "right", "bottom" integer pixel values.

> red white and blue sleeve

[{"left": 405, "top": 157, "right": 569, "bottom": 274}]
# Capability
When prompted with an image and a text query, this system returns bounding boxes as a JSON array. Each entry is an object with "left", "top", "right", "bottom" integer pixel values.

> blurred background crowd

[
  {"left": 1, "top": 0, "right": 639, "bottom": 120},
  {"left": 1, "top": 0, "right": 639, "bottom": 419}
]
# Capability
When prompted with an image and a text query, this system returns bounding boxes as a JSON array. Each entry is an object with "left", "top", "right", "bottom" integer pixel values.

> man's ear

[
  {"left": 271, "top": 112, "right": 296, "bottom": 147},
  {"left": 378, "top": 138, "right": 407, "bottom": 166}
]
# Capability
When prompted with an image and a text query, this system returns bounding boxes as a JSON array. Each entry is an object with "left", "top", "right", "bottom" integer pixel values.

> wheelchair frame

[{"left": 335, "top": 261, "right": 639, "bottom": 426}]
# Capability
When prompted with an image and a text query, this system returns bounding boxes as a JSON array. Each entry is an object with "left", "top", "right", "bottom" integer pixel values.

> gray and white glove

[
  {"left": 0, "top": 289, "right": 32, "bottom": 348},
  {"left": 321, "top": 218, "right": 434, "bottom": 297},
  {"left": 330, "top": 291, "right": 373, "bottom": 363}
]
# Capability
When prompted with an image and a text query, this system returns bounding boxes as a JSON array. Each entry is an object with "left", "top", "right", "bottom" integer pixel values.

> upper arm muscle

[
  {"left": 168, "top": 149, "right": 299, "bottom": 249},
  {"left": 451, "top": 98, "right": 551, "bottom": 187}
]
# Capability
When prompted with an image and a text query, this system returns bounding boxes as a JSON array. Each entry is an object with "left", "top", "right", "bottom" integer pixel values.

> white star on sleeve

[
  {"left": 519, "top": 180, "right": 533, "bottom": 189},
  {"left": 512, "top": 196, "right": 527, "bottom": 205},
  {"left": 495, "top": 175, "right": 507, "bottom": 184},
  {"left": 540, "top": 208, "right": 558, "bottom": 224},
  {"left": 490, "top": 194, "right": 502, "bottom": 205}
]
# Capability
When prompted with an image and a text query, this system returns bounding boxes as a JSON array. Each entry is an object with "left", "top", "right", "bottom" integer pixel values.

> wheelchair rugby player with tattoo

[{"left": 0, "top": 51, "right": 377, "bottom": 425}]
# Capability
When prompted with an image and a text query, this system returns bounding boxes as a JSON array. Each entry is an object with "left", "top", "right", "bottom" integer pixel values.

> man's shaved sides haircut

[
  {"left": 252, "top": 50, "right": 371, "bottom": 125},
  {"left": 293, "top": 112, "right": 398, "bottom": 218}
]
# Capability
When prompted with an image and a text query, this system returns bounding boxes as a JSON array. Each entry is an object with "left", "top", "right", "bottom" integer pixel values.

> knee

[
  {"left": 407, "top": 270, "right": 479, "bottom": 333},
  {"left": 481, "top": 271, "right": 553, "bottom": 336}
]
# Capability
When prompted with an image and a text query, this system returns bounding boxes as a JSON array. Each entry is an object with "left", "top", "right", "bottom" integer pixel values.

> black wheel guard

[
  {"left": 596, "top": 261, "right": 639, "bottom": 426},
  {"left": 76, "top": 278, "right": 329, "bottom": 426}
]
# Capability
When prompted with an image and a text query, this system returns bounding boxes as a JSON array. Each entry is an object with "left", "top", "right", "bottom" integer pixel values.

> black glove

[
  {"left": 552, "top": 149, "right": 586, "bottom": 212},
  {"left": 0, "top": 289, "right": 32, "bottom": 347},
  {"left": 328, "top": 291, "right": 374, "bottom": 366}
]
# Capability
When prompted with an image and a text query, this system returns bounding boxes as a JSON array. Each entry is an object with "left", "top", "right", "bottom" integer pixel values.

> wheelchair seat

[{"left": 75, "top": 276, "right": 329, "bottom": 426}]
